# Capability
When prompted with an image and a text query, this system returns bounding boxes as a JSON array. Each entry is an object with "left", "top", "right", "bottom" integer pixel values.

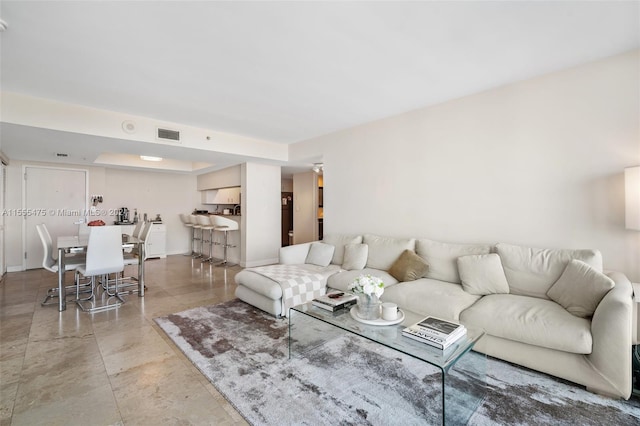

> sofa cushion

[
  {"left": 546, "top": 259, "right": 615, "bottom": 318},
  {"left": 342, "top": 243, "right": 368, "bottom": 271},
  {"left": 323, "top": 234, "right": 363, "bottom": 265},
  {"left": 457, "top": 253, "right": 510, "bottom": 296},
  {"left": 363, "top": 234, "right": 415, "bottom": 270},
  {"left": 234, "top": 269, "right": 283, "bottom": 300},
  {"left": 327, "top": 268, "right": 399, "bottom": 293},
  {"left": 381, "top": 278, "right": 481, "bottom": 321},
  {"left": 459, "top": 294, "right": 592, "bottom": 354},
  {"left": 388, "top": 249, "right": 429, "bottom": 282},
  {"left": 415, "top": 239, "right": 492, "bottom": 284},
  {"left": 305, "top": 242, "right": 335, "bottom": 267},
  {"left": 236, "top": 264, "right": 341, "bottom": 300},
  {"left": 496, "top": 243, "right": 603, "bottom": 299}
]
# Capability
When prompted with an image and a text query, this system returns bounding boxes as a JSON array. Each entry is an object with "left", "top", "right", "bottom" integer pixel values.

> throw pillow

[
  {"left": 342, "top": 243, "right": 368, "bottom": 271},
  {"left": 322, "top": 234, "right": 363, "bottom": 265},
  {"left": 546, "top": 259, "right": 615, "bottom": 318},
  {"left": 457, "top": 254, "right": 510, "bottom": 296},
  {"left": 305, "top": 242, "right": 335, "bottom": 267},
  {"left": 388, "top": 250, "right": 429, "bottom": 282}
]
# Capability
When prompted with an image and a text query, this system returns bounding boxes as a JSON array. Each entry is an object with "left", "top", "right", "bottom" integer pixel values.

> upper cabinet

[
  {"left": 197, "top": 165, "right": 241, "bottom": 191},
  {"left": 201, "top": 186, "right": 241, "bottom": 204},
  {"left": 220, "top": 187, "right": 240, "bottom": 204}
]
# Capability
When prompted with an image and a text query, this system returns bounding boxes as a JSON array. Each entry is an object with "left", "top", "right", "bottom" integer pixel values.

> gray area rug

[{"left": 155, "top": 299, "right": 640, "bottom": 425}]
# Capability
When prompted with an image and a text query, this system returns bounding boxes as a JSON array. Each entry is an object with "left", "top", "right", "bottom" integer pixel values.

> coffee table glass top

[{"left": 289, "top": 303, "right": 484, "bottom": 371}]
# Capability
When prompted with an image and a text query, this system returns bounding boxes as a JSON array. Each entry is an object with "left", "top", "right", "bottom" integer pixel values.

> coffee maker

[{"left": 117, "top": 207, "right": 130, "bottom": 223}]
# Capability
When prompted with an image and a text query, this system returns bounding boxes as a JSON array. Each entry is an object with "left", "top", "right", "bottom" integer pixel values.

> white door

[{"left": 24, "top": 167, "right": 87, "bottom": 269}]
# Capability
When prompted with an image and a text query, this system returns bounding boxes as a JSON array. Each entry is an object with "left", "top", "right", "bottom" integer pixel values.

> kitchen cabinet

[
  {"left": 144, "top": 223, "right": 166, "bottom": 259},
  {"left": 201, "top": 187, "right": 241, "bottom": 205},
  {"left": 201, "top": 190, "right": 218, "bottom": 204},
  {"left": 197, "top": 165, "right": 241, "bottom": 191}
]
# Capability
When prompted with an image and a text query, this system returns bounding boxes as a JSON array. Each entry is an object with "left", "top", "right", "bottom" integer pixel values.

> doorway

[
  {"left": 23, "top": 166, "right": 88, "bottom": 270},
  {"left": 281, "top": 192, "right": 293, "bottom": 246}
]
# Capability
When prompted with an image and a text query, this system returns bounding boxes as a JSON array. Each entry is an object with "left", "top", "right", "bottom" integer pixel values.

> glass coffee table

[{"left": 289, "top": 303, "right": 486, "bottom": 425}]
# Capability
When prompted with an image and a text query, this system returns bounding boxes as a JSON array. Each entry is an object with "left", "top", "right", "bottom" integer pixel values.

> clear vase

[{"left": 357, "top": 293, "right": 381, "bottom": 320}]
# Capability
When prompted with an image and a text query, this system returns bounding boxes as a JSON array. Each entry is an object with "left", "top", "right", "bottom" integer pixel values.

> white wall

[
  {"left": 102, "top": 168, "right": 199, "bottom": 256},
  {"left": 4, "top": 160, "right": 200, "bottom": 270},
  {"left": 291, "top": 50, "right": 640, "bottom": 281},
  {"left": 241, "top": 162, "right": 281, "bottom": 267}
]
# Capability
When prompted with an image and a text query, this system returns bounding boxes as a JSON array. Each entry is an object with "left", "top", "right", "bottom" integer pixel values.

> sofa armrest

[
  {"left": 279, "top": 243, "right": 312, "bottom": 265},
  {"left": 587, "top": 271, "right": 633, "bottom": 398}
]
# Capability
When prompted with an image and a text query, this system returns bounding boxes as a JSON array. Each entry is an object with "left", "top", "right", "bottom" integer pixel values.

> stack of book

[
  {"left": 402, "top": 316, "right": 467, "bottom": 349},
  {"left": 312, "top": 292, "right": 358, "bottom": 312}
]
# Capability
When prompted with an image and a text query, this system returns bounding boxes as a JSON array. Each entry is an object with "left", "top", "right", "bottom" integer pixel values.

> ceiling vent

[
  {"left": 156, "top": 127, "right": 181, "bottom": 143},
  {"left": 56, "top": 153, "right": 68, "bottom": 157}
]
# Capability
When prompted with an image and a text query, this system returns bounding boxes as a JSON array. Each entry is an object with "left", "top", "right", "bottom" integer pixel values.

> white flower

[{"left": 348, "top": 274, "right": 385, "bottom": 297}]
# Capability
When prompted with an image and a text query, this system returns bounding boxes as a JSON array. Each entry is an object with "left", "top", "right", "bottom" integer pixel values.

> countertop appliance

[{"left": 117, "top": 207, "right": 130, "bottom": 224}]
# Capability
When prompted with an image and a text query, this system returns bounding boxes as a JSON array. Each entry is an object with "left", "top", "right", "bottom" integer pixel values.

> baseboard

[{"left": 7, "top": 265, "right": 24, "bottom": 273}]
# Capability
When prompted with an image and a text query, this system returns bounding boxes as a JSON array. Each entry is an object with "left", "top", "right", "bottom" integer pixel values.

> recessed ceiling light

[{"left": 140, "top": 155, "right": 163, "bottom": 162}]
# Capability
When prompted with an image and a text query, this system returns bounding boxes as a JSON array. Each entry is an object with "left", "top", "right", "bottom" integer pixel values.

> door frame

[
  {"left": 0, "top": 161, "right": 6, "bottom": 280},
  {"left": 21, "top": 165, "right": 89, "bottom": 270}
]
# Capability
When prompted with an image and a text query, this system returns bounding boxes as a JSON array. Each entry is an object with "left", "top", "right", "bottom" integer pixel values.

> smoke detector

[{"left": 122, "top": 120, "right": 136, "bottom": 134}]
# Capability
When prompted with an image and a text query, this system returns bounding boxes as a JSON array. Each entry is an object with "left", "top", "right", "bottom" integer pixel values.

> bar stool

[
  {"left": 196, "top": 215, "right": 215, "bottom": 262},
  {"left": 190, "top": 214, "right": 203, "bottom": 258},
  {"left": 212, "top": 215, "right": 239, "bottom": 267},
  {"left": 179, "top": 214, "right": 195, "bottom": 256}
]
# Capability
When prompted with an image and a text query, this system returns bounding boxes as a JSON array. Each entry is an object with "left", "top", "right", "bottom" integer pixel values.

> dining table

[{"left": 56, "top": 234, "right": 145, "bottom": 311}]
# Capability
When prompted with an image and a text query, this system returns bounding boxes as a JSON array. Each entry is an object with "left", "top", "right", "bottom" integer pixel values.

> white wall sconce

[{"left": 625, "top": 166, "right": 640, "bottom": 230}]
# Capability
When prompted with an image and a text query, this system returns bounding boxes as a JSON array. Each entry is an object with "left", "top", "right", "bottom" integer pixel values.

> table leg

[
  {"left": 57, "top": 247, "right": 66, "bottom": 311},
  {"left": 138, "top": 242, "right": 145, "bottom": 297}
]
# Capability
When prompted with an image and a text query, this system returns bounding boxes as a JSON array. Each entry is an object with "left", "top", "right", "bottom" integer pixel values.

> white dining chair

[
  {"left": 78, "top": 222, "right": 91, "bottom": 238},
  {"left": 131, "top": 221, "right": 144, "bottom": 239},
  {"left": 75, "top": 225, "right": 126, "bottom": 312},
  {"left": 36, "top": 223, "right": 88, "bottom": 306},
  {"left": 115, "top": 224, "right": 146, "bottom": 294}
]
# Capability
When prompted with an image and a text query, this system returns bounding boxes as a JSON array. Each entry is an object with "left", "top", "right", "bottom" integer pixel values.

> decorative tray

[{"left": 349, "top": 306, "right": 405, "bottom": 326}]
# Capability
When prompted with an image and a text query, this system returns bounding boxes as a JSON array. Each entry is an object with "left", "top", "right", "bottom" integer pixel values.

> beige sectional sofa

[{"left": 234, "top": 233, "right": 634, "bottom": 399}]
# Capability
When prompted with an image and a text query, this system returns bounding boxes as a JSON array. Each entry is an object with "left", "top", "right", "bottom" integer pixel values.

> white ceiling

[{"left": 1, "top": 1, "right": 638, "bottom": 174}]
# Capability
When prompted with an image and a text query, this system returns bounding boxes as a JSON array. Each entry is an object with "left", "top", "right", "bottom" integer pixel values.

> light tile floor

[{"left": 0, "top": 255, "right": 250, "bottom": 425}]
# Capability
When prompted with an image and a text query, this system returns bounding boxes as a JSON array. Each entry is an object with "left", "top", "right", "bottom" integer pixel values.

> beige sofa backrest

[
  {"left": 415, "top": 239, "right": 493, "bottom": 284},
  {"left": 363, "top": 234, "right": 415, "bottom": 270},
  {"left": 496, "top": 243, "right": 603, "bottom": 299},
  {"left": 322, "top": 234, "right": 363, "bottom": 265}
]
